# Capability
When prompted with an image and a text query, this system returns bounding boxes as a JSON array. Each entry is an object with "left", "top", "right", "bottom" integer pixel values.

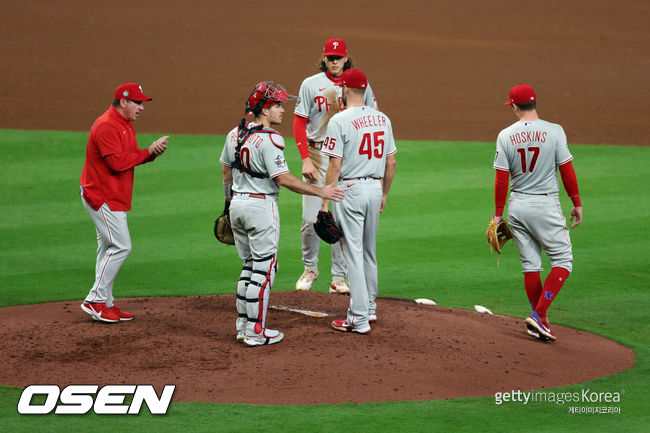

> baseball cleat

[
  {"left": 329, "top": 279, "right": 350, "bottom": 294},
  {"left": 109, "top": 305, "right": 134, "bottom": 321},
  {"left": 296, "top": 269, "right": 319, "bottom": 291},
  {"left": 369, "top": 314, "right": 377, "bottom": 324},
  {"left": 243, "top": 328, "right": 284, "bottom": 347},
  {"left": 80, "top": 302, "right": 119, "bottom": 323},
  {"left": 331, "top": 318, "right": 371, "bottom": 334},
  {"left": 525, "top": 323, "right": 548, "bottom": 341},
  {"left": 236, "top": 331, "right": 246, "bottom": 343},
  {"left": 525, "top": 312, "right": 556, "bottom": 341}
]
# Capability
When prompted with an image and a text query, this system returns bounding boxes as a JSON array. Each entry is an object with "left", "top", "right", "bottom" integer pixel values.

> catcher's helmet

[{"left": 245, "top": 81, "right": 294, "bottom": 115}]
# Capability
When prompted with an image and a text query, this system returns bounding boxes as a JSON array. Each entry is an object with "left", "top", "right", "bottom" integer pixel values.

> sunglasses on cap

[
  {"left": 125, "top": 99, "right": 144, "bottom": 104},
  {"left": 326, "top": 55, "right": 344, "bottom": 62}
]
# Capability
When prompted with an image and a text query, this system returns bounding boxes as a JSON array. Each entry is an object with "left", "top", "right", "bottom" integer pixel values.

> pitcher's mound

[{"left": 0, "top": 292, "right": 634, "bottom": 405}]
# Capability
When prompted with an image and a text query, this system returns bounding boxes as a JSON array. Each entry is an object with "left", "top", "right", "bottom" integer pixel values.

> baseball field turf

[{"left": 0, "top": 129, "right": 648, "bottom": 432}]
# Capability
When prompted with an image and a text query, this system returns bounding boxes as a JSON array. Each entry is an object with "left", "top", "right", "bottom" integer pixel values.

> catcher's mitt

[
  {"left": 485, "top": 217, "right": 513, "bottom": 254},
  {"left": 314, "top": 210, "right": 343, "bottom": 244},
  {"left": 214, "top": 213, "right": 234, "bottom": 245}
]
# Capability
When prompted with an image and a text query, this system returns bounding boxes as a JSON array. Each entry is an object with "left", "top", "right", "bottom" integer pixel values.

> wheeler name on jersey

[{"left": 350, "top": 114, "right": 388, "bottom": 130}]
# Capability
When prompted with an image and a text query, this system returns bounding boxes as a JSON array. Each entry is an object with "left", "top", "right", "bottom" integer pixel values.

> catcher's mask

[{"left": 245, "top": 81, "right": 295, "bottom": 115}]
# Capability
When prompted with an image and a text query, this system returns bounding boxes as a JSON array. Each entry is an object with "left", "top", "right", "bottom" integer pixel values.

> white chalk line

[{"left": 269, "top": 305, "right": 329, "bottom": 318}]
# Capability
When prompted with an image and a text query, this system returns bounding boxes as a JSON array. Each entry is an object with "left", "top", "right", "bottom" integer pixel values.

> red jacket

[{"left": 80, "top": 106, "right": 152, "bottom": 211}]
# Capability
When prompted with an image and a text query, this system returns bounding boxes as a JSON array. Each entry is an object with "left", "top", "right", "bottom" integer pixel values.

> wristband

[{"left": 223, "top": 182, "right": 233, "bottom": 200}]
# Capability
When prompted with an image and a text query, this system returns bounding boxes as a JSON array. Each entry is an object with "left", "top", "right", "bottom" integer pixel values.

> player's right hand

[
  {"left": 569, "top": 206, "right": 582, "bottom": 228},
  {"left": 322, "top": 183, "right": 344, "bottom": 202},
  {"left": 302, "top": 158, "right": 318, "bottom": 181},
  {"left": 380, "top": 195, "right": 388, "bottom": 214}
]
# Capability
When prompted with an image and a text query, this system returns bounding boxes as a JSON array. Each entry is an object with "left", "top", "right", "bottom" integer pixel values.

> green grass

[{"left": 1, "top": 129, "right": 648, "bottom": 432}]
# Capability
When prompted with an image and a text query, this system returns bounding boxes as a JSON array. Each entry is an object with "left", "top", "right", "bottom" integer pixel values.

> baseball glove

[
  {"left": 485, "top": 217, "right": 513, "bottom": 254},
  {"left": 214, "top": 200, "right": 234, "bottom": 245},
  {"left": 314, "top": 210, "right": 343, "bottom": 244}
]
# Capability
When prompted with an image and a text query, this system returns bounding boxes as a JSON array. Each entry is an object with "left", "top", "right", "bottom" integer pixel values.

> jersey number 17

[{"left": 517, "top": 146, "right": 540, "bottom": 173}]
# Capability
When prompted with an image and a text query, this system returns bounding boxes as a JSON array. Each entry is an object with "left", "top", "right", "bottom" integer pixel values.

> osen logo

[{"left": 17, "top": 384, "right": 175, "bottom": 415}]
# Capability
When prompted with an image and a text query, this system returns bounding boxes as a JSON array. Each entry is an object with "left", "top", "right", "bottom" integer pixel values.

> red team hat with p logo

[
  {"left": 114, "top": 82, "right": 152, "bottom": 102},
  {"left": 504, "top": 84, "right": 536, "bottom": 105},
  {"left": 340, "top": 68, "right": 368, "bottom": 89},
  {"left": 323, "top": 38, "right": 348, "bottom": 56}
]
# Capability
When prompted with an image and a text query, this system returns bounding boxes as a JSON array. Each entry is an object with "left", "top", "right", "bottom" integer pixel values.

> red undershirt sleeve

[
  {"left": 293, "top": 114, "right": 310, "bottom": 160},
  {"left": 494, "top": 169, "right": 509, "bottom": 217},
  {"left": 558, "top": 161, "right": 582, "bottom": 207}
]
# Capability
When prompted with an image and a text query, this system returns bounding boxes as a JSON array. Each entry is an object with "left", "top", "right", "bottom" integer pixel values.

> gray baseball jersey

[
  {"left": 322, "top": 105, "right": 397, "bottom": 330},
  {"left": 219, "top": 122, "right": 288, "bottom": 341},
  {"left": 219, "top": 123, "right": 290, "bottom": 195},
  {"left": 295, "top": 72, "right": 377, "bottom": 142},
  {"left": 493, "top": 119, "right": 572, "bottom": 194},
  {"left": 322, "top": 106, "right": 397, "bottom": 178},
  {"left": 493, "top": 118, "right": 574, "bottom": 273},
  {"left": 295, "top": 72, "right": 376, "bottom": 280}
]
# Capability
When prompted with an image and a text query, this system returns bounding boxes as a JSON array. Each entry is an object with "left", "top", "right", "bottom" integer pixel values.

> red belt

[
  {"left": 234, "top": 192, "right": 266, "bottom": 199},
  {"left": 308, "top": 140, "right": 322, "bottom": 150},
  {"left": 512, "top": 190, "right": 548, "bottom": 196}
]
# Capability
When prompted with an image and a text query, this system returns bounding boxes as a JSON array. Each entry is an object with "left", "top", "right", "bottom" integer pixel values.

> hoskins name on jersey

[
  {"left": 509, "top": 130, "right": 548, "bottom": 146},
  {"left": 350, "top": 114, "right": 387, "bottom": 131}
]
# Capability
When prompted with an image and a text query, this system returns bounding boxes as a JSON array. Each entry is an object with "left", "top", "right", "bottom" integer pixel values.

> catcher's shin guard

[
  {"left": 236, "top": 261, "right": 253, "bottom": 334},
  {"left": 246, "top": 254, "right": 277, "bottom": 335}
]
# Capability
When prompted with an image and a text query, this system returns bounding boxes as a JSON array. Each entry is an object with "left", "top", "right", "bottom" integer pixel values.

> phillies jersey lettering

[
  {"left": 295, "top": 72, "right": 377, "bottom": 142},
  {"left": 322, "top": 106, "right": 396, "bottom": 179},
  {"left": 314, "top": 94, "right": 345, "bottom": 112},
  {"left": 493, "top": 119, "right": 572, "bottom": 194},
  {"left": 509, "top": 130, "right": 548, "bottom": 145},
  {"left": 220, "top": 123, "right": 289, "bottom": 195},
  {"left": 350, "top": 114, "right": 387, "bottom": 130}
]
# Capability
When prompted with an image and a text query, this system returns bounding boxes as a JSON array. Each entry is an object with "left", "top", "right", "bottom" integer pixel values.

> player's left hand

[
  {"left": 380, "top": 195, "right": 387, "bottom": 213},
  {"left": 148, "top": 135, "right": 169, "bottom": 156},
  {"left": 569, "top": 206, "right": 582, "bottom": 228}
]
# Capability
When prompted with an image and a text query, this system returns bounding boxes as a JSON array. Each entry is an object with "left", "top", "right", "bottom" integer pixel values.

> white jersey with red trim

[
  {"left": 322, "top": 106, "right": 397, "bottom": 179},
  {"left": 493, "top": 119, "right": 573, "bottom": 195},
  {"left": 295, "top": 72, "right": 377, "bottom": 143},
  {"left": 220, "top": 123, "right": 289, "bottom": 195}
]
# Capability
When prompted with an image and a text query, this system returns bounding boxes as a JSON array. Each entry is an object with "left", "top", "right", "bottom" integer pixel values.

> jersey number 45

[
  {"left": 359, "top": 131, "right": 385, "bottom": 160},
  {"left": 324, "top": 131, "right": 385, "bottom": 160}
]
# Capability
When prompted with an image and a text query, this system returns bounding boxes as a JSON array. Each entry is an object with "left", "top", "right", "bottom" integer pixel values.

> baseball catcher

[
  {"left": 219, "top": 81, "right": 344, "bottom": 347},
  {"left": 485, "top": 217, "right": 513, "bottom": 254},
  {"left": 313, "top": 210, "right": 343, "bottom": 244}
]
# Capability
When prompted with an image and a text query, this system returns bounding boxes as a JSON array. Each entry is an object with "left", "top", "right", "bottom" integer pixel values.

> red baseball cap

[
  {"left": 504, "top": 84, "right": 536, "bottom": 105},
  {"left": 114, "top": 82, "right": 152, "bottom": 102},
  {"left": 340, "top": 68, "right": 368, "bottom": 89},
  {"left": 323, "top": 38, "right": 348, "bottom": 57}
]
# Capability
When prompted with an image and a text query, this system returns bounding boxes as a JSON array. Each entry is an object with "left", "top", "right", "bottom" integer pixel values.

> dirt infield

[
  {"left": 0, "top": 292, "right": 635, "bottom": 405},
  {"left": 1, "top": 1, "right": 648, "bottom": 145}
]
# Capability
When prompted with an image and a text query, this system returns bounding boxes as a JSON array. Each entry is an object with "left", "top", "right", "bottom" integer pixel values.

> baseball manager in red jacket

[{"left": 79, "top": 82, "right": 168, "bottom": 323}]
